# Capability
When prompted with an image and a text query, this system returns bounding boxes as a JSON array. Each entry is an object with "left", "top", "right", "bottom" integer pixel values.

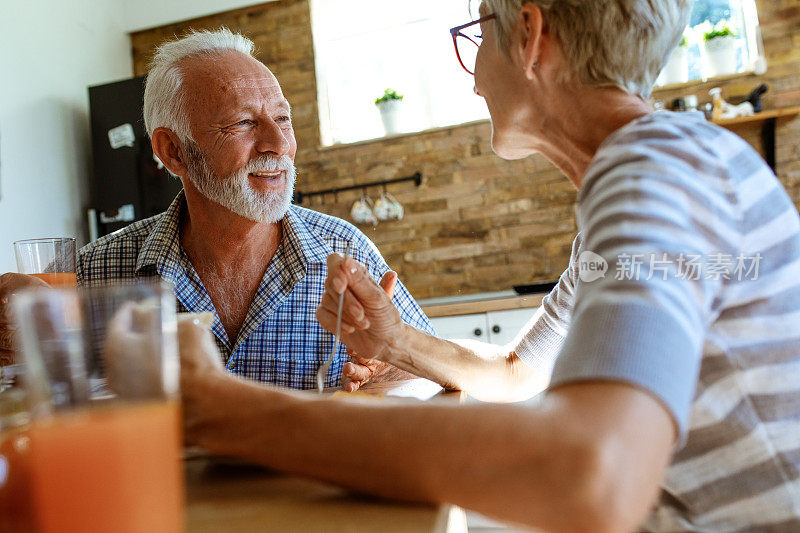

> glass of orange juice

[
  {"left": 11, "top": 283, "right": 183, "bottom": 533},
  {"left": 13, "top": 238, "right": 77, "bottom": 287}
]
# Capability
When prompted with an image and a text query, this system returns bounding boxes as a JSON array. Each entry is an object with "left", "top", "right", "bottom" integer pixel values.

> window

[
  {"left": 656, "top": 0, "right": 765, "bottom": 87},
  {"left": 310, "top": 0, "right": 488, "bottom": 146}
]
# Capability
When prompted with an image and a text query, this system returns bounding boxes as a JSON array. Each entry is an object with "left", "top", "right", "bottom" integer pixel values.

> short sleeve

[{"left": 549, "top": 124, "right": 728, "bottom": 440}]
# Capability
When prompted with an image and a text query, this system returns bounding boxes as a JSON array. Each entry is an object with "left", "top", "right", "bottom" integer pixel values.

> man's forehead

[
  {"left": 182, "top": 53, "right": 289, "bottom": 107},
  {"left": 222, "top": 72, "right": 284, "bottom": 98}
]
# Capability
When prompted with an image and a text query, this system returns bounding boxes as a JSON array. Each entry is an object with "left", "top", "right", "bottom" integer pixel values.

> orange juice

[
  {"left": 0, "top": 426, "right": 36, "bottom": 533},
  {"left": 27, "top": 401, "right": 184, "bottom": 533},
  {"left": 30, "top": 272, "right": 77, "bottom": 288}
]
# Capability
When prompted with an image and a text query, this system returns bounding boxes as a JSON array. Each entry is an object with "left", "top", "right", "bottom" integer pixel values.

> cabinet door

[
  {"left": 429, "top": 313, "right": 489, "bottom": 341},
  {"left": 486, "top": 308, "right": 539, "bottom": 346}
]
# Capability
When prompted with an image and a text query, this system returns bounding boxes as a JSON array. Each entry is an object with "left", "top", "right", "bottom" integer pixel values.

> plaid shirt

[{"left": 77, "top": 192, "right": 434, "bottom": 389}]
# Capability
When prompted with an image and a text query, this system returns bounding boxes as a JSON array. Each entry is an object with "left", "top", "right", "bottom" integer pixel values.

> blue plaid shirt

[{"left": 77, "top": 191, "right": 434, "bottom": 389}]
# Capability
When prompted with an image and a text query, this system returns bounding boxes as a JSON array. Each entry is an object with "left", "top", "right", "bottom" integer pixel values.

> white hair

[
  {"left": 143, "top": 28, "right": 255, "bottom": 141},
  {"left": 483, "top": 0, "right": 692, "bottom": 99}
]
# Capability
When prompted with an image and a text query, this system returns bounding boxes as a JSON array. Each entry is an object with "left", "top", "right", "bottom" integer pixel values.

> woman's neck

[{"left": 522, "top": 85, "right": 652, "bottom": 189}]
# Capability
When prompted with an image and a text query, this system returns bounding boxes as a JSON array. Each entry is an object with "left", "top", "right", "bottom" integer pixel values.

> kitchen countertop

[{"left": 419, "top": 291, "right": 548, "bottom": 318}]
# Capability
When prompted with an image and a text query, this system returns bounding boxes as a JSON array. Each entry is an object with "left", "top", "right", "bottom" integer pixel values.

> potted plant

[
  {"left": 374, "top": 88, "right": 403, "bottom": 135},
  {"left": 701, "top": 21, "right": 738, "bottom": 78},
  {"left": 661, "top": 34, "right": 690, "bottom": 85}
]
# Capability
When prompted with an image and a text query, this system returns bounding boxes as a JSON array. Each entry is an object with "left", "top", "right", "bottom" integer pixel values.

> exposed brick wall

[{"left": 130, "top": 0, "right": 800, "bottom": 300}]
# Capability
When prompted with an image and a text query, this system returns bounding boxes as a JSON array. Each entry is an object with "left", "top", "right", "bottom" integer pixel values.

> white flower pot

[
  {"left": 703, "top": 35, "right": 737, "bottom": 78},
  {"left": 376, "top": 100, "right": 402, "bottom": 135},
  {"left": 661, "top": 46, "right": 689, "bottom": 84}
]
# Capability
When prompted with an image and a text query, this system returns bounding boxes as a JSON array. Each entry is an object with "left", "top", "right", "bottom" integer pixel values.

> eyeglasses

[{"left": 449, "top": 14, "right": 496, "bottom": 75}]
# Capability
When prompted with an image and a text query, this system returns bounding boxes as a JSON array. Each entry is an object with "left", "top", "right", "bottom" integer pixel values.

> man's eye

[
  {"left": 236, "top": 120, "right": 253, "bottom": 126},
  {"left": 276, "top": 116, "right": 291, "bottom": 123}
]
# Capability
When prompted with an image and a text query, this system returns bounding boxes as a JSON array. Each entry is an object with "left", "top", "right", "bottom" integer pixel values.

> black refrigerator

[{"left": 88, "top": 76, "right": 182, "bottom": 239}]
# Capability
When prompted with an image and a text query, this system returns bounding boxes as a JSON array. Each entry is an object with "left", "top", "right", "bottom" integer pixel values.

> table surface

[{"left": 184, "top": 381, "right": 467, "bottom": 533}]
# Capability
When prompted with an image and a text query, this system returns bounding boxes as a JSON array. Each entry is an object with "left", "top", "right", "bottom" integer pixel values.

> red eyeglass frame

[{"left": 449, "top": 13, "right": 497, "bottom": 75}]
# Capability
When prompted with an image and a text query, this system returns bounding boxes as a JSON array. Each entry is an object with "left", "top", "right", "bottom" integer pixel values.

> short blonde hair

[
  {"left": 143, "top": 28, "right": 255, "bottom": 141},
  {"left": 483, "top": 0, "right": 691, "bottom": 98}
]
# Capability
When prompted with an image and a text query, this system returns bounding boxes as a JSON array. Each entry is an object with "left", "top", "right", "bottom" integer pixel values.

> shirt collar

[
  {"left": 135, "top": 190, "right": 185, "bottom": 281},
  {"left": 281, "top": 205, "right": 333, "bottom": 267},
  {"left": 133, "top": 192, "right": 333, "bottom": 293}
]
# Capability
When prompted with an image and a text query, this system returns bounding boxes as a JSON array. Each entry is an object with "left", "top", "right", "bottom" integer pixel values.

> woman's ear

[
  {"left": 151, "top": 128, "right": 189, "bottom": 177},
  {"left": 518, "top": 3, "right": 545, "bottom": 79}
]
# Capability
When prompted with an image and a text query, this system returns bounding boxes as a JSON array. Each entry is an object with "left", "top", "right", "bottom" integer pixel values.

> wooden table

[
  {"left": 184, "top": 382, "right": 467, "bottom": 532},
  {"left": 184, "top": 459, "right": 466, "bottom": 532}
]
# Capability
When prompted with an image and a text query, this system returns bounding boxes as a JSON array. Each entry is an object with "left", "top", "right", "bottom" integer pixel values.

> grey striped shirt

[{"left": 516, "top": 111, "right": 800, "bottom": 531}]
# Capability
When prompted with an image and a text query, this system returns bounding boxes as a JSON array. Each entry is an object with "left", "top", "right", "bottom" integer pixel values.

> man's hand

[
  {"left": 0, "top": 273, "right": 49, "bottom": 365},
  {"left": 341, "top": 354, "right": 419, "bottom": 392},
  {"left": 316, "top": 254, "right": 405, "bottom": 364}
]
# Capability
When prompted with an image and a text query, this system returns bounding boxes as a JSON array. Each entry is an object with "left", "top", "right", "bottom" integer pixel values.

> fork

[{"left": 317, "top": 241, "right": 353, "bottom": 392}]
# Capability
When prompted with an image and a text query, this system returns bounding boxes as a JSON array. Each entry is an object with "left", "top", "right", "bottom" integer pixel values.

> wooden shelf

[
  {"left": 713, "top": 106, "right": 800, "bottom": 127},
  {"left": 711, "top": 106, "right": 800, "bottom": 172}
]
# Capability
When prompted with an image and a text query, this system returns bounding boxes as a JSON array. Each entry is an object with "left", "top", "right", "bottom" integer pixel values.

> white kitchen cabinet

[
  {"left": 429, "top": 313, "right": 490, "bottom": 341},
  {"left": 430, "top": 307, "right": 537, "bottom": 345},
  {"left": 485, "top": 308, "right": 537, "bottom": 346}
]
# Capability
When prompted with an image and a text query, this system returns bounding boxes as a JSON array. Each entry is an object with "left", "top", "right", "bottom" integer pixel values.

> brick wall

[{"left": 130, "top": 0, "right": 800, "bottom": 300}]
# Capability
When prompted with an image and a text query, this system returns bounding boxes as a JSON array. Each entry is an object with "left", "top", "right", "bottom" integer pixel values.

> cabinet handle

[
  {"left": 473, "top": 328, "right": 483, "bottom": 337},
  {"left": 492, "top": 325, "right": 501, "bottom": 334}
]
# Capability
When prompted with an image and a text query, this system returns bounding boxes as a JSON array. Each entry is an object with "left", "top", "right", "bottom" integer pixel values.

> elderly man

[{"left": 0, "top": 29, "right": 432, "bottom": 389}]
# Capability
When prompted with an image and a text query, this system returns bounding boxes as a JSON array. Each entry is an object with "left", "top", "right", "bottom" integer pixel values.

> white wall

[
  {"left": 0, "top": 0, "right": 132, "bottom": 273},
  {"left": 123, "top": 0, "right": 275, "bottom": 32}
]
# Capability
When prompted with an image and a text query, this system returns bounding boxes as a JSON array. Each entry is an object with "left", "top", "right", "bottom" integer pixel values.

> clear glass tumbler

[{"left": 14, "top": 238, "right": 77, "bottom": 288}]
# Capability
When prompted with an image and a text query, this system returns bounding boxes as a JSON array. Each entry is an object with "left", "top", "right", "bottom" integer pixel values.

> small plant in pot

[
  {"left": 700, "top": 20, "right": 738, "bottom": 78},
  {"left": 375, "top": 89, "right": 403, "bottom": 135},
  {"left": 661, "top": 32, "right": 690, "bottom": 85}
]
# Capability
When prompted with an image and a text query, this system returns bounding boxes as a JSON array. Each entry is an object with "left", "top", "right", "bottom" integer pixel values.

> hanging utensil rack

[{"left": 293, "top": 172, "right": 422, "bottom": 205}]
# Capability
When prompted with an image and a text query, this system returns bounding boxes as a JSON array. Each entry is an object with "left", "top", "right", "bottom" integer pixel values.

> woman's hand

[
  {"left": 177, "top": 314, "right": 231, "bottom": 446},
  {"left": 177, "top": 313, "right": 225, "bottom": 380},
  {"left": 316, "top": 254, "right": 404, "bottom": 365},
  {"left": 104, "top": 301, "right": 166, "bottom": 399}
]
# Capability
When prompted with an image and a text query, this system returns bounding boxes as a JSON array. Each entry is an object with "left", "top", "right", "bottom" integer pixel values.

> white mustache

[{"left": 244, "top": 155, "right": 295, "bottom": 174}]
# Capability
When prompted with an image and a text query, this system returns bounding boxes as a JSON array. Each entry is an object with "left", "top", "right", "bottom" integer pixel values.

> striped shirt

[
  {"left": 515, "top": 111, "right": 800, "bottom": 531},
  {"left": 77, "top": 191, "right": 434, "bottom": 390}
]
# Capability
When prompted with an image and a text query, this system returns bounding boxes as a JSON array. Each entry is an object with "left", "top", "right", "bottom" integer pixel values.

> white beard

[{"left": 184, "top": 141, "right": 297, "bottom": 223}]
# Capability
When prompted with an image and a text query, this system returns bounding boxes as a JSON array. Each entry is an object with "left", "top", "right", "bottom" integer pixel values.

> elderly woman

[{"left": 181, "top": 1, "right": 800, "bottom": 531}]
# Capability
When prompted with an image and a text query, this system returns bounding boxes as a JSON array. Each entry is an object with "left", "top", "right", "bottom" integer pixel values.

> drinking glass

[
  {"left": 14, "top": 238, "right": 77, "bottom": 287},
  {"left": 7, "top": 282, "right": 183, "bottom": 533}
]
